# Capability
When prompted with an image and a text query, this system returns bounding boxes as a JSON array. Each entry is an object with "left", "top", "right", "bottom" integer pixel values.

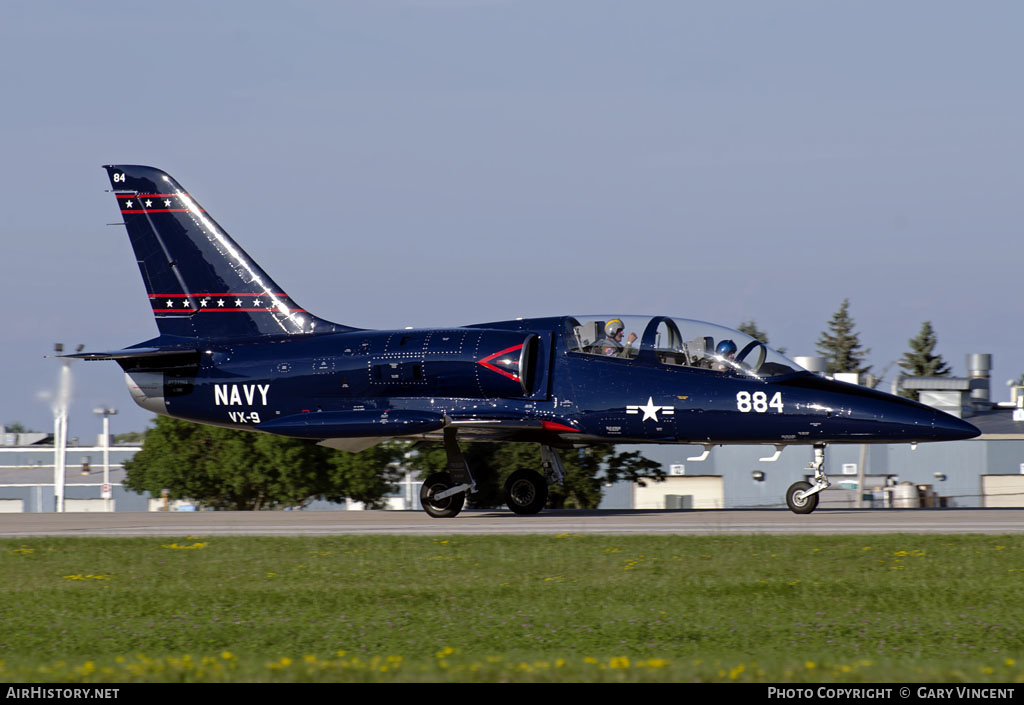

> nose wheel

[
  {"left": 785, "top": 445, "right": 830, "bottom": 515},
  {"left": 786, "top": 480, "right": 819, "bottom": 514}
]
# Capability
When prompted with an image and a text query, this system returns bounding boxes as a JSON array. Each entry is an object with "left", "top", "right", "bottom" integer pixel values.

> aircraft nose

[{"left": 929, "top": 411, "right": 981, "bottom": 441}]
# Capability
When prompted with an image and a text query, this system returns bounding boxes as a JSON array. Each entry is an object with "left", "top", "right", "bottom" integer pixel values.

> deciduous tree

[{"left": 123, "top": 417, "right": 401, "bottom": 509}]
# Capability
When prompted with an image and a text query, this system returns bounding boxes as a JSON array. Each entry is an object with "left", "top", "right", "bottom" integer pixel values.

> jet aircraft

[{"left": 67, "top": 165, "right": 980, "bottom": 517}]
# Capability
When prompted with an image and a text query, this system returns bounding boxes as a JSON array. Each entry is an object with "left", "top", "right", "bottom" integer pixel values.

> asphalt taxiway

[{"left": 0, "top": 508, "right": 1022, "bottom": 537}]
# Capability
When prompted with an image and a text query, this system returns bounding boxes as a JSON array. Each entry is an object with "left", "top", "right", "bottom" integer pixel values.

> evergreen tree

[
  {"left": 737, "top": 319, "right": 786, "bottom": 355},
  {"left": 737, "top": 320, "right": 768, "bottom": 343},
  {"left": 816, "top": 299, "right": 872, "bottom": 375},
  {"left": 898, "top": 321, "right": 951, "bottom": 400}
]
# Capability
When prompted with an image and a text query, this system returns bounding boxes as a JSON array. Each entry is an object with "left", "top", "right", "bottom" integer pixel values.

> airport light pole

[
  {"left": 53, "top": 344, "right": 69, "bottom": 512},
  {"left": 94, "top": 407, "right": 117, "bottom": 512}
]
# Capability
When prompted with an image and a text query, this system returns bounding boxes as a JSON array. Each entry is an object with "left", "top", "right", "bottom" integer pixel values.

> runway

[{"left": 1, "top": 508, "right": 1022, "bottom": 537}]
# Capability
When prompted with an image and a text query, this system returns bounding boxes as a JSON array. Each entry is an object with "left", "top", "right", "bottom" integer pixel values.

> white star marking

[
  {"left": 165, "top": 299, "right": 173, "bottom": 308},
  {"left": 200, "top": 298, "right": 208, "bottom": 307},
  {"left": 637, "top": 397, "right": 663, "bottom": 421},
  {"left": 125, "top": 200, "right": 133, "bottom": 208},
  {"left": 234, "top": 299, "right": 242, "bottom": 307},
  {"left": 164, "top": 199, "right": 171, "bottom": 207},
  {"left": 217, "top": 299, "right": 225, "bottom": 307},
  {"left": 145, "top": 200, "right": 152, "bottom": 207},
  {"left": 626, "top": 397, "right": 676, "bottom": 422},
  {"left": 252, "top": 298, "right": 261, "bottom": 307}
]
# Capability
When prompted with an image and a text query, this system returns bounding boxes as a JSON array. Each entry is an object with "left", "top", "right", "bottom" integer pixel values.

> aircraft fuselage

[{"left": 122, "top": 316, "right": 977, "bottom": 450}]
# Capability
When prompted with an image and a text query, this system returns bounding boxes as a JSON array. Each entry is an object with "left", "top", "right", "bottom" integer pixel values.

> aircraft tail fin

[{"left": 102, "top": 165, "right": 346, "bottom": 339}]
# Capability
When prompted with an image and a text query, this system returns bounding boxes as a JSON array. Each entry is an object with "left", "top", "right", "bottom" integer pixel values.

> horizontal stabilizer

[
  {"left": 55, "top": 345, "right": 198, "bottom": 361},
  {"left": 258, "top": 409, "right": 446, "bottom": 439}
]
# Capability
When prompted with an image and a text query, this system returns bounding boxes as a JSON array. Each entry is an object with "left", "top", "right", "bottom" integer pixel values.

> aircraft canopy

[{"left": 564, "top": 315, "right": 802, "bottom": 379}]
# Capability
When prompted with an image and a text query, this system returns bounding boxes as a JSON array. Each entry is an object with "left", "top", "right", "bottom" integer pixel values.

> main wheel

[
  {"left": 786, "top": 481, "right": 819, "bottom": 515},
  {"left": 420, "top": 472, "right": 465, "bottom": 518},
  {"left": 505, "top": 469, "right": 548, "bottom": 515}
]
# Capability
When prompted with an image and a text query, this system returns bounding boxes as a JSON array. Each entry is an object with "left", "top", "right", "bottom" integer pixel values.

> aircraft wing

[{"left": 269, "top": 411, "right": 579, "bottom": 452}]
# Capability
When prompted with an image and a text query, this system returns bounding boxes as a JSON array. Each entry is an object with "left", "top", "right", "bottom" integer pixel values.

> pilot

[
  {"left": 599, "top": 319, "right": 638, "bottom": 358},
  {"left": 713, "top": 339, "right": 737, "bottom": 371}
]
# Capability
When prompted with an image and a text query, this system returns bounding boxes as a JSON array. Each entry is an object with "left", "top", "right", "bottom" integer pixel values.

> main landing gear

[
  {"left": 785, "top": 444, "right": 831, "bottom": 515},
  {"left": 503, "top": 445, "right": 565, "bottom": 515},
  {"left": 420, "top": 428, "right": 475, "bottom": 519},
  {"left": 419, "top": 432, "right": 564, "bottom": 518}
]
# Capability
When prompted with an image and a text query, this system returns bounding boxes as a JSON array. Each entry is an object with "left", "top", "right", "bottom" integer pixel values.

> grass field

[{"left": 1, "top": 533, "right": 1023, "bottom": 683}]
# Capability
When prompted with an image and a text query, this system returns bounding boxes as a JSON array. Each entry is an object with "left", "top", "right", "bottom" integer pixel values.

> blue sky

[{"left": 1, "top": 1, "right": 1021, "bottom": 437}]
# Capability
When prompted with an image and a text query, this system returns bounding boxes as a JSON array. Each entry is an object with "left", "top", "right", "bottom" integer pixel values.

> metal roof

[{"left": 969, "top": 408, "right": 1024, "bottom": 438}]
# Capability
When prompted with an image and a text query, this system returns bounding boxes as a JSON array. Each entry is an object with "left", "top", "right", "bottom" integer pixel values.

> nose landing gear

[{"left": 785, "top": 444, "right": 831, "bottom": 515}]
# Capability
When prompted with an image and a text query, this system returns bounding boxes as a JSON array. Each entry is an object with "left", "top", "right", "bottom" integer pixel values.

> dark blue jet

[{"left": 69, "top": 165, "right": 980, "bottom": 517}]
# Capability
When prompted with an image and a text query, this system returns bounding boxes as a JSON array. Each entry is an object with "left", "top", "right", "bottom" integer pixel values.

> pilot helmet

[
  {"left": 605, "top": 319, "right": 625, "bottom": 336},
  {"left": 716, "top": 339, "right": 737, "bottom": 357}
]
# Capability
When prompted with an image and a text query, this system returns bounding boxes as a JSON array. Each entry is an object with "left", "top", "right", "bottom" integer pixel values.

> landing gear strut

[{"left": 785, "top": 444, "right": 831, "bottom": 515}]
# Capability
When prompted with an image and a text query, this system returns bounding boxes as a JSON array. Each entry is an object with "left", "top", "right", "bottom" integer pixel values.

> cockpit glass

[{"left": 565, "top": 315, "right": 801, "bottom": 379}]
